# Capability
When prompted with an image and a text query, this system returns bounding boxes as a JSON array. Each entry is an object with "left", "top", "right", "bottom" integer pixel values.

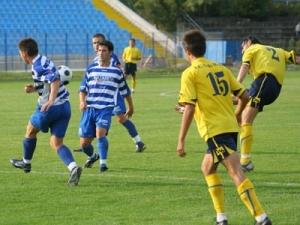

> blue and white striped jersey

[
  {"left": 93, "top": 53, "right": 121, "bottom": 67},
  {"left": 80, "top": 63, "right": 130, "bottom": 109},
  {"left": 32, "top": 54, "right": 69, "bottom": 106}
]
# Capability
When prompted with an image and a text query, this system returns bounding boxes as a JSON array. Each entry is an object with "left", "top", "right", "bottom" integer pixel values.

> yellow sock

[
  {"left": 240, "top": 124, "right": 253, "bottom": 165},
  {"left": 205, "top": 174, "right": 225, "bottom": 214},
  {"left": 237, "top": 178, "right": 265, "bottom": 217}
]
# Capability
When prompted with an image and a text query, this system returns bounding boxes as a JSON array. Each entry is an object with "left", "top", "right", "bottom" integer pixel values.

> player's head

[
  {"left": 97, "top": 40, "right": 113, "bottom": 64},
  {"left": 92, "top": 33, "right": 106, "bottom": 52},
  {"left": 129, "top": 38, "right": 136, "bottom": 47},
  {"left": 18, "top": 38, "right": 39, "bottom": 64},
  {"left": 182, "top": 29, "right": 206, "bottom": 60},
  {"left": 241, "top": 36, "right": 261, "bottom": 53}
]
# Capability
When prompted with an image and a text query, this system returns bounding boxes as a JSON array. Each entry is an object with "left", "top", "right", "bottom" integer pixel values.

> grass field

[{"left": 0, "top": 69, "right": 299, "bottom": 225}]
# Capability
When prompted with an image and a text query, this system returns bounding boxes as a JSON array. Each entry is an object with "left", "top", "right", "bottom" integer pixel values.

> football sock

[
  {"left": 122, "top": 120, "right": 138, "bottom": 138},
  {"left": 57, "top": 145, "right": 75, "bottom": 167},
  {"left": 23, "top": 138, "right": 37, "bottom": 163},
  {"left": 205, "top": 173, "right": 225, "bottom": 215},
  {"left": 237, "top": 178, "right": 265, "bottom": 217},
  {"left": 132, "top": 77, "right": 136, "bottom": 90},
  {"left": 98, "top": 136, "right": 108, "bottom": 161},
  {"left": 133, "top": 135, "right": 142, "bottom": 144},
  {"left": 82, "top": 144, "right": 94, "bottom": 157},
  {"left": 240, "top": 124, "right": 253, "bottom": 165}
]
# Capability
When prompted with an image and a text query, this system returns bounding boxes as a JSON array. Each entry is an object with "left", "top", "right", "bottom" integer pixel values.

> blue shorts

[
  {"left": 248, "top": 74, "right": 282, "bottom": 112},
  {"left": 112, "top": 93, "right": 126, "bottom": 116},
  {"left": 30, "top": 101, "right": 71, "bottom": 138},
  {"left": 79, "top": 107, "right": 113, "bottom": 138},
  {"left": 206, "top": 133, "right": 238, "bottom": 163}
]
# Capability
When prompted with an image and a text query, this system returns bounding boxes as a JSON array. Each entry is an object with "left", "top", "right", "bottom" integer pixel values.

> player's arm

[
  {"left": 237, "top": 63, "right": 250, "bottom": 83},
  {"left": 41, "top": 79, "right": 60, "bottom": 112},
  {"left": 124, "top": 95, "right": 134, "bottom": 118},
  {"left": 79, "top": 73, "right": 88, "bottom": 111},
  {"left": 177, "top": 103, "right": 195, "bottom": 157},
  {"left": 24, "top": 84, "right": 36, "bottom": 93}
]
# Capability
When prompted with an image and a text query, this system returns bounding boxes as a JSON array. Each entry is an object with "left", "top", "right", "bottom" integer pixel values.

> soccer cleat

[
  {"left": 68, "top": 166, "right": 82, "bottom": 186},
  {"left": 10, "top": 159, "right": 31, "bottom": 173},
  {"left": 216, "top": 220, "right": 228, "bottom": 225},
  {"left": 100, "top": 164, "right": 108, "bottom": 173},
  {"left": 84, "top": 153, "right": 100, "bottom": 168},
  {"left": 255, "top": 217, "right": 272, "bottom": 225},
  {"left": 73, "top": 148, "right": 83, "bottom": 152},
  {"left": 241, "top": 160, "right": 254, "bottom": 172},
  {"left": 136, "top": 141, "right": 146, "bottom": 153}
]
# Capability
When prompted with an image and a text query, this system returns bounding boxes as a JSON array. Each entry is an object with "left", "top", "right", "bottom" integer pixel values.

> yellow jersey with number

[
  {"left": 122, "top": 46, "right": 141, "bottom": 64},
  {"left": 179, "top": 57, "right": 245, "bottom": 141},
  {"left": 242, "top": 44, "right": 296, "bottom": 85}
]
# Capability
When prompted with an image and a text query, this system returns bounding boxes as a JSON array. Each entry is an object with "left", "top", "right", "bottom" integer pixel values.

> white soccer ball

[{"left": 57, "top": 65, "right": 72, "bottom": 85}]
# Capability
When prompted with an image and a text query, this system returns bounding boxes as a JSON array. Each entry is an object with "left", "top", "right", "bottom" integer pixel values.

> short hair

[
  {"left": 98, "top": 40, "right": 113, "bottom": 52},
  {"left": 242, "top": 36, "right": 261, "bottom": 45},
  {"left": 18, "top": 38, "right": 38, "bottom": 57},
  {"left": 93, "top": 33, "right": 106, "bottom": 40},
  {"left": 129, "top": 38, "right": 136, "bottom": 42},
  {"left": 182, "top": 30, "right": 206, "bottom": 57}
]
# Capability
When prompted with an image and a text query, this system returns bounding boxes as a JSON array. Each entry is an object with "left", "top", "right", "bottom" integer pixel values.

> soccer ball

[{"left": 57, "top": 65, "right": 72, "bottom": 85}]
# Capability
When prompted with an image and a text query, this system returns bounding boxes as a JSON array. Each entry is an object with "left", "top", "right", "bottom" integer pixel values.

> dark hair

[
  {"left": 242, "top": 36, "right": 261, "bottom": 45},
  {"left": 182, "top": 30, "right": 206, "bottom": 57},
  {"left": 93, "top": 33, "right": 106, "bottom": 40},
  {"left": 98, "top": 40, "right": 113, "bottom": 52},
  {"left": 129, "top": 38, "right": 136, "bottom": 42},
  {"left": 18, "top": 38, "right": 38, "bottom": 57}
]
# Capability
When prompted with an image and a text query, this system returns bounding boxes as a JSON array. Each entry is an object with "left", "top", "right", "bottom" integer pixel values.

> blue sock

[
  {"left": 82, "top": 144, "right": 94, "bottom": 157},
  {"left": 23, "top": 138, "right": 37, "bottom": 161},
  {"left": 122, "top": 120, "right": 138, "bottom": 138},
  {"left": 97, "top": 136, "right": 108, "bottom": 160},
  {"left": 57, "top": 145, "right": 75, "bottom": 166}
]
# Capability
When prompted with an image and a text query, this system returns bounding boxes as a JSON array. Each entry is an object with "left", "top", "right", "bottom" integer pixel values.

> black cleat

[
  {"left": 100, "top": 164, "right": 108, "bottom": 173},
  {"left": 241, "top": 160, "right": 254, "bottom": 172},
  {"left": 136, "top": 141, "right": 146, "bottom": 152},
  {"left": 84, "top": 153, "right": 100, "bottom": 168},
  {"left": 216, "top": 220, "right": 228, "bottom": 225},
  {"left": 255, "top": 217, "right": 272, "bottom": 225},
  {"left": 10, "top": 159, "right": 31, "bottom": 173},
  {"left": 68, "top": 166, "right": 82, "bottom": 186}
]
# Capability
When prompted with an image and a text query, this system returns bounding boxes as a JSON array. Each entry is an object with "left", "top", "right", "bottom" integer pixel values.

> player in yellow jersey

[
  {"left": 236, "top": 36, "right": 300, "bottom": 172},
  {"left": 122, "top": 38, "right": 142, "bottom": 93},
  {"left": 176, "top": 30, "right": 272, "bottom": 225}
]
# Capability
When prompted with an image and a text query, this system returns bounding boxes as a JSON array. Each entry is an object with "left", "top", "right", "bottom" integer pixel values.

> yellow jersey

[
  {"left": 179, "top": 57, "right": 245, "bottom": 141},
  {"left": 242, "top": 44, "right": 296, "bottom": 85},
  {"left": 122, "top": 46, "right": 141, "bottom": 64}
]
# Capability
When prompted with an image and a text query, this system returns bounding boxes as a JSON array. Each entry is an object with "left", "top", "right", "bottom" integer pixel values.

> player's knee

[
  {"left": 25, "top": 122, "right": 38, "bottom": 138},
  {"left": 50, "top": 136, "right": 63, "bottom": 150}
]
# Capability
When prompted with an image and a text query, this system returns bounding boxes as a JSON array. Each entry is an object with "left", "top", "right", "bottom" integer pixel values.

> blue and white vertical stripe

[
  {"left": 32, "top": 54, "right": 69, "bottom": 106},
  {"left": 80, "top": 63, "right": 130, "bottom": 109},
  {"left": 93, "top": 53, "right": 121, "bottom": 67}
]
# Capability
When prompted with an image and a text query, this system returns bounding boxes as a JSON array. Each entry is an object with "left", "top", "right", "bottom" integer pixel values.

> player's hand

[
  {"left": 40, "top": 100, "right": 54, "bottom": 112},
  {"left": 175, "top": 104, "right": 185, "bottom": 114},
  {"left": 176, "top": 142, "right": 186, "bottom": 157},
  {"left": 24, "top": 84, "right": 35, "bottom": 93},
  {"left": 79, "top": 101, "right": 87, "bottom": 111}
]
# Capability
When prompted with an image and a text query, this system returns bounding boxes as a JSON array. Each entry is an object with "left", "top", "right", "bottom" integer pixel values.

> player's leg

[
  {"left": 222, "top": 153, "right": 272, "bottom": 224},
  {"left": 10, "top": 121, "right": 39, "bottom": 173},
  {"left": 240, "top": 106, "right": 258, "bottom": 171},
  {"left": 131, "top": 73, "right": 136, "bottom": 93},
  {"left": 201, "top": 154, "right": 227, "bottom": 225},
  {"left": 50, "top": 101, "right": 82, "bottom": 186},
  {"left": 95, "top": 108, "right": 113, "bottom": 172}
]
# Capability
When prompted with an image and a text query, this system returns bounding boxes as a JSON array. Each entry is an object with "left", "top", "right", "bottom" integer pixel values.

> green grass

[{"left": 0, "top": 69, "right": 299, "bottom": 225}]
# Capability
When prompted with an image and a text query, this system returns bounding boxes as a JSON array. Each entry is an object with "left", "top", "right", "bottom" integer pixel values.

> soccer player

[
  {"left": 79, "top": 40, "right": 134, "bottom": 172},
  {"left": 122, "top": 38, "right": 142, "bottom": 93},
  {"left": 74, "top": 34, "right": 145, "bottom": 156},
  {"left": 236, "top": 36, "right": 300, "bottom": 172},
  {"left": 176, "top": 30, "right": 272, "bottom": 225},
  {"left": 10, "top": 38, "right": 82, "bottom": 186}
]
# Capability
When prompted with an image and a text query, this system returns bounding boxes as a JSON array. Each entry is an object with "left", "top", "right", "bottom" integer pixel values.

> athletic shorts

[
  {"left": 30, "top": 101, "right": 71, "bottom": 138},
  {"left": 79, "top": 107, "right": 113, "bottom": 138},
  {"left": 248, "top": 73, "right": 282, "bottom": 112},
  {"left": 112, "top": 93, "right": 126, "bottom": 116},
  {"left": 124, "top": 63, "right": 137, "bottom": 76},
  {"left": 206, "top": 132, "right": 238, "bottom": 164}
]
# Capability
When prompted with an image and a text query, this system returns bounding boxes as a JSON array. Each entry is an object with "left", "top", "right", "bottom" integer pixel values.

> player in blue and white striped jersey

[
  {"left": 10, "top": 38, "right": 82, "bottom": 186},
  {"left": 79, "top": 40, "right": 134, "bottom": 172}
]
